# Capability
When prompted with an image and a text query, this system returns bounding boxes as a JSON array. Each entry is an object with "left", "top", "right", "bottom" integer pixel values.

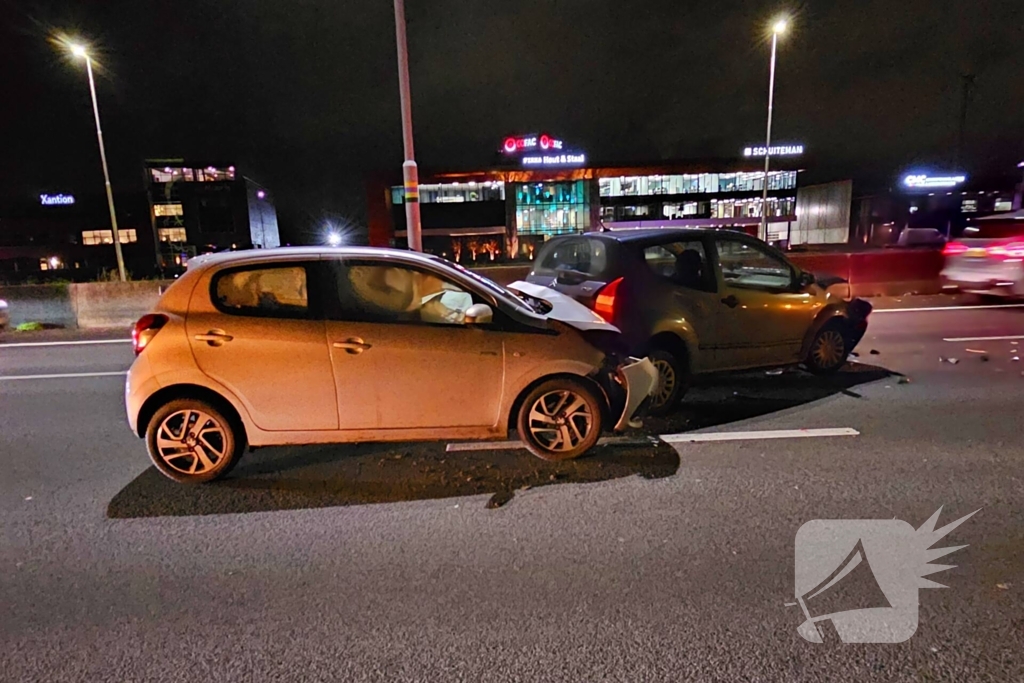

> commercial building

[
  {"left": 366, "top": 134, "right": 842, "bottom": 263},
  {"left": 0, "top": 161, "right": 278, "bottom": 282},
  {"left": 851, "top": 171, "right": 1022, "bottom": 246}
]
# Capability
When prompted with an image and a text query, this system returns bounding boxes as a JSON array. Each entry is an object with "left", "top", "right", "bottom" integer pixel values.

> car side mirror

[
  {"left": 797, "top": 271, "right": 815, "bottom": 290},
  {"left": 464, "top": 303, "right": 493, "bottom": 325}
]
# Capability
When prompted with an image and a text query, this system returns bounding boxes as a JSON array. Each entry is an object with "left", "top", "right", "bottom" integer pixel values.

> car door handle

[
  {"left": 194, "top": 330, "right": 233, "bottom": 346},
  {"left": 721, "top": 295, "right": 740, "bottom": 308},
  {"left": 333, "top": 338, "right": 372, "bottom": 354}
]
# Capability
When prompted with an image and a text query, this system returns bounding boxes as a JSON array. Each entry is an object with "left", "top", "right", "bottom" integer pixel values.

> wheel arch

[
  {"left": 644, "top": 330, "right": 693, "bottom": 371},
  {"left": 799, "top": 307, "right": 853, "bottom": 359},
  {"left": 136, "top": 383, "right": 247, "bottom": 443}
]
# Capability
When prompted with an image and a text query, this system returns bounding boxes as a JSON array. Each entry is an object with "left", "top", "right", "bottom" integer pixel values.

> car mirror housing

[
  {"left": 797, "top": 271, "right": 816, "bottom": 290},
  {"left": 464, "top": 303, "right": 494, "bottom": 325}
]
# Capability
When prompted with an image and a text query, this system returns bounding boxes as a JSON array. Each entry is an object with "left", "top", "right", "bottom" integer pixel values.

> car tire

[
  {"left": 145, "top": 398, "right": 244, "bottom": 483},
  {"left": 805, "top": 321, "right": 849, "bottom": 375},
  {"left": 517, "top": 378, "right": 604, "bottom": 461},
  {"left": 648, "top": 348, "right": 689, "bottom": 416}
]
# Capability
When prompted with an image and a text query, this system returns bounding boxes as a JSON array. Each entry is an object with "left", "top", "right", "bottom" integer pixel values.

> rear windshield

[
  {"left": 533, "top": 238, "right": 610, "bottom": 277},
  {"left": 961, "top": 222, "right": 1024, "bottom": 240}
]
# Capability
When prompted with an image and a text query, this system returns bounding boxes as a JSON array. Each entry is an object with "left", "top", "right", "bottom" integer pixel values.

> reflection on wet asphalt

[{"left": 107, "top": 364, "right": 891, "bottom": 518}]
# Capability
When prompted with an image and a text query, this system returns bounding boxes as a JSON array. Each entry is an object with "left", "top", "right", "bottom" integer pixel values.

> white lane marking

[
  {"left": 446, "top": 436, "right": 651, "bottom": 452},
  {"left": 661, "top": 427, "right": 860, "bottom": 444},
  {"left": 874, "top": 304, "right": 1024, "bottom": 314},
  {"left": 0, "top": 371, "right": 128, "bottom": 381},
  {"left": 942, "top": 335, "right": 1024, "bottom": 342},
  {"left": 0, "top": 339, "right": 131, "bottom": 348}
]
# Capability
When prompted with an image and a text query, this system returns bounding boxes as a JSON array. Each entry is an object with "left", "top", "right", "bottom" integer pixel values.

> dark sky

[{"left": 2, "top": 0, "right": 1022, "bottom": 242}]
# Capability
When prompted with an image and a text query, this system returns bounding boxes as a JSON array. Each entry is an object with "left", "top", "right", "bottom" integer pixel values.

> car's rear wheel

[
  {"left": 517, "top": 378, "right": 603, "bottom": 461},
  {"left": 145, "top": 399, "right": 244, "bottom": 483},
  {"left": 806, "top": 321, "right": 849, "bottom": 374},
  {"left": 648, "top": 349, "right": 689, "bottom": 415}
]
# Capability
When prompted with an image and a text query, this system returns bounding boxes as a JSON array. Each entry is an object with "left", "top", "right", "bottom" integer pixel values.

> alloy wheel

[
  {"left": 527, "top": 390, "right": 595, "bottom": 453},
  {"left": 154, "top": 409, "right": 228, "bottom": 475},
  {"left": 813, "top": 329, "right": 846, "bottom": 368},
  {"left": 651, "top": 358, "right": 677, "bottom": 409}
]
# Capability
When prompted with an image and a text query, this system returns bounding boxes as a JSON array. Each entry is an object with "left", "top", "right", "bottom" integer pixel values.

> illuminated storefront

[{"left": 368, "top": 135, "right": 805, "bottom": 261}]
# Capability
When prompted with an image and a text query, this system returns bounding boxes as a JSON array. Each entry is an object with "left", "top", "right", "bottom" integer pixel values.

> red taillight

[
  {"left": 132, "top": 314, "right": 168, "bottom": 355},
  {"left": 593, "top": 277, "right": 624, "bottom": 322},
  {"left": 942, "top": 241, "right": 968, "bottom": 256},
  {"left": 987, "top": 241, "right": 1024, "bottom": 259}
]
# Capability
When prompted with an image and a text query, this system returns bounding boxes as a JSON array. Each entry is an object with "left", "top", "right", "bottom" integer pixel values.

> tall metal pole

[
  {"left": 759, "top": 30, "right": 779, "bottom": 242},
  {"left": 84, "top": 56, "right": 127, "bottom": 281},
  {"left": 393, "top": 0, "right": 422, "bottom": 252}
]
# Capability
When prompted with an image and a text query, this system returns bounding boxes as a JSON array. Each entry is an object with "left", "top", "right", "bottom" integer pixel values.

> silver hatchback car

[{"left": 126, "top": 248, "right": 657, "bottom": 483}]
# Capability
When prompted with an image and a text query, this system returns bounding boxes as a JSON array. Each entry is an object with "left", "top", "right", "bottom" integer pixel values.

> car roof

[
  {"left": 186, "top": 246, "right": 448, "bottom": 271},
  {"left": 565, "top": 227, "right": 747, "bottom": 248}
]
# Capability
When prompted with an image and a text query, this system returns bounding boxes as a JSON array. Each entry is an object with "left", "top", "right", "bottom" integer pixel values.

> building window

[
  {"left": 82, "top": 229, "right": 137, "bottom": 245},
  {"left": 994, "top": 199, "right": 1013, "bottom": 212},
  {"left": 159, "top": 227, "right": 188, "bottom": 243},
  {"left": 598, "top": 171, "right": 797, "bottom": 198},
  {"left": 154, "top": 203, "right": 184, "bottom": 217},
  {"left": 515, "top": 180, "right": 590, "bottom": 236},
  {"left": 391, "top": 181, "right": 505, "bottom": 204},
  {"left": 39, "top": 256, "right": 63, "bottom": 271},
  {"left": 961, "top": 200, "right": 978, "bottom": 213},
  {"left": 150, "top": 167, "right": 194, "bottom": 183},
  {"left": 195, "top": 167, "right": 235, "bottom": 182}
]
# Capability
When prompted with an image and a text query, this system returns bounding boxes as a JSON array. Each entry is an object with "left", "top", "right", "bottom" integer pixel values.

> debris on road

[
  {"left": 1012, "top": 357, "right": 1020, "bottom": 362},
  {"left": 980, "top": 355, "right": 990, "bottom": 362},
  {"left": 898, "top": 377, "right": 911, "bottom": 385},
  {"left": 939, "top": 357, "right": 960, "bottom": 364},
  {"left": 996, "top": 583, "right": 1010, "bottom": 590}
]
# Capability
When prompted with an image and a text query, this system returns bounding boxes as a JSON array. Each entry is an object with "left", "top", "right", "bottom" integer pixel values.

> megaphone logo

[{"left": 791, "top": 507, "right": 978, "bottom": 643}]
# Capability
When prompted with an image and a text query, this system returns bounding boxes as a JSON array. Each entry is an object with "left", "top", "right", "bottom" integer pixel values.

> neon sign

[
  {"left": 40, "top": 193, "right": 76, "bottom": 206},
  {"left": 903, "top": 174, "right": 966, "bottom": 189},
  {"left": 522, "top": 153, "right": 586, "bottom": 167},
  {"left": 743, "top": 144, "right": 804, "bottom": 157},
  {"left": 502, "top": 133, "right": 564, "bottom": 154}
]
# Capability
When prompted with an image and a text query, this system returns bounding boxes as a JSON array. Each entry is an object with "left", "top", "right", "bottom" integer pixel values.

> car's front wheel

[
  {"left": 518, "top": 378, "right": 603, "bottom": 461},
  {"left": 145, "top": 399, "right": 244, "bottom": 483},
  {"left": 806, "top": 321, "right": 849, "bottom": 374}
]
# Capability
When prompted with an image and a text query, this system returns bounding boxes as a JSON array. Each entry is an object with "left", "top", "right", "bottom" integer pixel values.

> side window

[
  {"left": 213, "top": 264, "right": 310, "bottom": 318},
  {"left": 327, "top": 261, "right": 477, "bottom": 326},
  {"left": 715, "top": 238, "right": 793, "bottom": 290},
  {"left": 642, "top": 240, "right": 713, "bottom": 292}
]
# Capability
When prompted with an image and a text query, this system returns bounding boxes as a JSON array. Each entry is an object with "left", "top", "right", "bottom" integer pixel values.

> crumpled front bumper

[{"left": 613, "top": 356, "right": 659, "bottom": 431}]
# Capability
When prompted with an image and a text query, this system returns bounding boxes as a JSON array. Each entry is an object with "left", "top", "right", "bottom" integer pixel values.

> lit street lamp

[
  {"left": 759, "top": 19, "right": 788, "bottom": 242},
  {"left": 66, "top": 41, "right": 127, "bottom": 281}
]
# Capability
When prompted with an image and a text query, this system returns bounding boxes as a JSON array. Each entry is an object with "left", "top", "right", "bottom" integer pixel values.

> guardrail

[{"left": 0, "top": 248, "right": 945, "bottom": 329}]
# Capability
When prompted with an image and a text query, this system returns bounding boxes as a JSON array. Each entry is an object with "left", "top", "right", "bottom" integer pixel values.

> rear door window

[
  {"left": 212, "top": 264, "right": 313, "bottom": 318},
  {"left": 642, "top": 240, "right": 714, "bottom": 292}
]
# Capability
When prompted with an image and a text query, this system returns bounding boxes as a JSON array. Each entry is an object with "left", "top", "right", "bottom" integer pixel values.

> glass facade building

[{"left": 377, "top": 157, "right": 804, "bottom": 262}]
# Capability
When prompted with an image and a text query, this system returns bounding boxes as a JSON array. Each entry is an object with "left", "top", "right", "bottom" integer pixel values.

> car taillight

[
  {"left": 132, "top": 314, "right": 168, "bottom": 355},
  {"left": 593, "top": 277, "right": 624, "bottom": 322},
  {"left": 987, "top": 242, "right": 1024, "bottom": 259},
  {"left": 942, "top": 241, "right": 968, "bottom": 256}
]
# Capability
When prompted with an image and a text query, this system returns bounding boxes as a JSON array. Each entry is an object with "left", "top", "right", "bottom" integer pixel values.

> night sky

[{"left": 2, "top": 0, "right": 1022, "bottom": 243}]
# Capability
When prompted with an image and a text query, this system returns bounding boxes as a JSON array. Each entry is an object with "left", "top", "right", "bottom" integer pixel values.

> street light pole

[
  {"left": 72, "top": 47, "right": 128, "bottom": 281},
  {"left": 760, "top": 21, "right": 786, "bottom": 242},
  {"left": 393, "top": 0, "right": 422, "bottom": 252}
]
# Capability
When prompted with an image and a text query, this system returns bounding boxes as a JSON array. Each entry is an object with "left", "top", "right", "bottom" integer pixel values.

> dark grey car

[{"left": 525, "top": 229, "right": 871, "bottom": 413}]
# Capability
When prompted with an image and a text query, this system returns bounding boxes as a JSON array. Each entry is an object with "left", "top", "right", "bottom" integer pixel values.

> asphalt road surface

[{"left": 2, "top": 300, "right": 1023, "bottom": 682}]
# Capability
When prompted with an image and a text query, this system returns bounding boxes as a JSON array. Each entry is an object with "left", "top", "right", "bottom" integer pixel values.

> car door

[
  {"left": 636, "top": 238, "right": 722, "bottom": 371},
  {"left": 710, "top": 235, "right": 820, "bottom": 369},
  {"left": 186, "top": 260, "right": 340, "bottom": 432},
  {"left": 322, "top": 257, "right": 505, "bottom": 430}
]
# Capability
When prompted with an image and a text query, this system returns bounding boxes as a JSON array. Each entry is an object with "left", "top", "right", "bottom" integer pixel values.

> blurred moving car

[
  {"left": 126, "top": 247, "right": 657, "bottom": 483},
  {"left": 526, "top": 229, "right": 872, "bottom": 413},
  {"left": 0, "top": 298, "right": 8, "bottom": 331},
  {"left": 941, "top": 212, "right": 1024, "bottom": 299}
]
